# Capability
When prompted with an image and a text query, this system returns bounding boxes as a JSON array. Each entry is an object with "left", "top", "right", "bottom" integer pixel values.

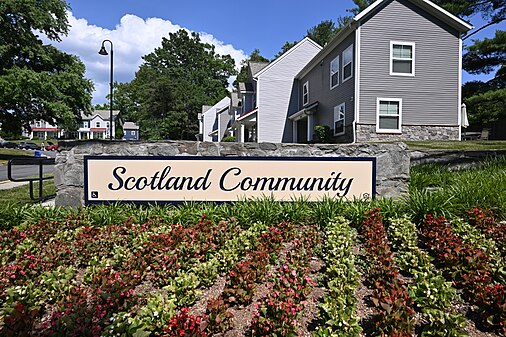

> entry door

[{"left": 297, "top": 119, "right": 308, "bottom": 143}]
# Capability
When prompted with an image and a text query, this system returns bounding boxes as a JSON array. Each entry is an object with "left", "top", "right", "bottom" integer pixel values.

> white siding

[
  {"left": 257, "top": 39, "right": 321, "bottom": 143},
  {"left": 202, "top": 97, "right": 230, "bottom": 142}
]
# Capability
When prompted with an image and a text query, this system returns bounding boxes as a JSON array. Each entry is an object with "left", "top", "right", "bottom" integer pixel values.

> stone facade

[
  {"left": 410, "top": 149, "right": 506, "bottom": 168},
  {"left": 356, "top": 124, "right": 460, "bottom": 142},
  {"left": 54, "top": 140, "right": 410, "bottom": 207}
]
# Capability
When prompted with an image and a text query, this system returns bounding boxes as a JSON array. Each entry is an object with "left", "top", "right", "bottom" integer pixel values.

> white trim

[
  {"left": 237, "top": 108, "right": 258, "bottom": 121},
  {"left": 302, "top": 81, "right": 309, "bottom": 106},
  {"left": 458, "top": 35, "right": 462, "bottom": 140},
  {"left": 333, "top": 103, "right": 346, "bottom": 136},
  {"left": 256, "top": 77, "right": 260, "bottom": 142},
  {"left": 355, "top": 25, "right": 361, "bottom": 125},
  {"left": 330, "top": 55, "right": 340, "bottom": 90},
  {"left": 390, "top": 41, "right": 415, "bottom": 77},
  {"left": 353, "top": 0, "right": 473, "bottom": 32},
  {"left": 414, "top": 0, "right": 473, "bottom": 31},
  {"left": 376, "top": 98, "right": 403, "bottom": 133},
  {"left": 292, "top": 121, "right": 298, "bottom": 143},
  {"left": 342, "top": 44, "right": 354, "bottom": 83},
  {"left": 307, "top": 114, "right": 314, "bottom": 141},
  {"left": 254, "top": 37, "right": 322, "bottom": 78},
  {"left": 353, "top": 0, "right": 384, "bottom": 21}
]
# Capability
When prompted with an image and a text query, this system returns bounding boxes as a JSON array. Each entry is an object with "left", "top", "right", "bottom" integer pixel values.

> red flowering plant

[
  {"left": 251, "top": 264, "right": 315, "bottom": 337},
  {"left": 421, "top": 214, "right": 505, "bottom": 333},
  {"left": 360, "top": 209, "right": 416, "bottom": 336},
  {"left": 250, "top": 224, "right": 318, "bottom": 337},
  {"left": 466, "top": 207, "right": 505, "bottom": 253},
  {"left": 42, "top": 266, "right": 137, "bottom": 336},
  {"left": 204, "top": 298, "right": 234, "bottom": 334},
  {"left": 163, "top": 307, "right": 208, "bottom": 337}
]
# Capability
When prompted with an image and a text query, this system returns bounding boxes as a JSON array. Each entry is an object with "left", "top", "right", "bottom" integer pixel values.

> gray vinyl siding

[
  {"left": 243, "top": 94, "right": 254, "bottom": 114},
  {"left": 257, "top": 39, "right": 321, "bottom": 143},
  {"left": 298, "top": 32, "right": 356, "bottom": 140},
  {"left": 218, "top": 110, "right": 230, "bottom": 141},
  {"left": 359, "top": 0, "right": 460, "bottom": 126}
]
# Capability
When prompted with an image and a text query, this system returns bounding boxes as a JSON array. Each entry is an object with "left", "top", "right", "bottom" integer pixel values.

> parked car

[
  {"left": 18, "top": 141, "right": 40, "bottom": 150},
  {"left": 0, "top": 141, "right": 18, "bottom": 148},
  {"left": 45, "top": 141, "right": 58, "bottom": 151}
]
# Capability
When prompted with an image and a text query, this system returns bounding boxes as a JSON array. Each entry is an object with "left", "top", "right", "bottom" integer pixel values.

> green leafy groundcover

[{"left": 0, "top": 158, "right": 505, "bottom": 336}]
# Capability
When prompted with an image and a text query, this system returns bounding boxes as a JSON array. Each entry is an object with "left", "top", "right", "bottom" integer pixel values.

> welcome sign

[{"left": 84, "top": 156, "right": 376, "bottom": 204}]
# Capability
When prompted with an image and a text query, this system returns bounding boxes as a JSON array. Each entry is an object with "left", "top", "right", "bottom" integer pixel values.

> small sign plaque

[{"left": 84, "top": 156, "right": 376, "bottom": 204}]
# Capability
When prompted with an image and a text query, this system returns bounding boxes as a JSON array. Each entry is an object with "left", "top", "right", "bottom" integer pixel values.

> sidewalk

[
  {"left": 0, "top": 180, "right": 29, "bottom": 190},
  {"left": 0, "top": 180, "right": 55, "bottom": 206}
]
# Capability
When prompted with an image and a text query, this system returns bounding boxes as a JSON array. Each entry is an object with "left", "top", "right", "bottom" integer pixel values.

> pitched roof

[
  {"left": 355, "top": 0, "right": 473, "bottom": 32},
  {"left": 296, "top": 0, "right": 473, "bottom": 79},
  {"left": 249, "top": 61, "right": 269, "bottom": 76},
  {"left": 238, "top": 82, "right": 254, "bottom": 92},
  {"left": 254, "top": 37, "right": 322, "bottom": 78},
  {"left": 81, "top": 110, "right": 120, "bottom": 121},
  {"left": 123, "top": 122, "right": 139, "bottom": 130}
]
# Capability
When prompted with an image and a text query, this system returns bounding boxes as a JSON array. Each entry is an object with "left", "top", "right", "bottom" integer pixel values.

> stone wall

[
  {"left": 356, "top": 124, "right": 460, "bottom": 142},
  {"left": 54, "top": 140, "right": 410, "bottom": 207},
  {"left": 410, "top": 149, "right": 506, "bottom": 167}
]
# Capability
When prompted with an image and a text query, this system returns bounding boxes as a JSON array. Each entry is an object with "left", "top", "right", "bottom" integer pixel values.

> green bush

[
  {"left": 314, "top": 125, "right": 332, "bottom": 143},
  {"left": 221, "top": 136, "right": 236, "bottom": 142}
]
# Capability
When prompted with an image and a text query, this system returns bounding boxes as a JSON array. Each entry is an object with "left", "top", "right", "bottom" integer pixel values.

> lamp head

[{"left": 98, "top": 45, "right": 108, "bottom": 56}]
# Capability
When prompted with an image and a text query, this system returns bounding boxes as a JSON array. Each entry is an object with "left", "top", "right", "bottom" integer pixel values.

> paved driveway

[{"left": 0, "top": 150, "right": 56, "bottom": 183}]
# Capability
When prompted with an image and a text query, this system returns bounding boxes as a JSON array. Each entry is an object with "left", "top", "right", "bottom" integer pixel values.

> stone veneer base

[{"left": 356, "top": 124, "right": 460, "bottom": 142}]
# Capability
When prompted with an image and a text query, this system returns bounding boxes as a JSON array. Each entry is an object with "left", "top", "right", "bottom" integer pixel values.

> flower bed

[
  {"left": 421, "top": 215, "right": 506, "bottom": 334},
  {"left": 0, "top": 203, "right": 505, "bottom": 336}
]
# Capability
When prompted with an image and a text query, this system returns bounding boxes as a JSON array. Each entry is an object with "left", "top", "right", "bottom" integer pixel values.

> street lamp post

[{"left": 98, "top": 39, "right": 114, "bottom": 140}]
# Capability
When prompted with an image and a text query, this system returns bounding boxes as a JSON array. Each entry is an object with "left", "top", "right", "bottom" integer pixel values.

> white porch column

[
  {"left": 307, "top": 114, "right": 313, "bottom": 142},
  {"left": 293, "top": 121, "right": 298, "bottom": 143},
  {"left": 240, "top": 124, "right": 245, "bottom": 143}
]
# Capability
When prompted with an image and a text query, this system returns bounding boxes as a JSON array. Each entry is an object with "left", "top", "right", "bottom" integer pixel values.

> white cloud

[{"left": 49, "top": 12, "right": 247, "bottom": 104}]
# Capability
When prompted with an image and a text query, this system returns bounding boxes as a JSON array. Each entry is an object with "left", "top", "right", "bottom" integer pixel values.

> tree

[
  {"left": 131, "top": 29, "right": 236, "bottom": 140},
  {"left": 306, "top": 20, "right": 339, "bottom": 47},
  {"left": 235, "top": 49, "right": 269, "bottom": 85},
  {"left": 462, "top": 30, "right": 506, "bottom": 123},
  {"left": 433, "top": 0, "right": 505, "bottom": 39},
  {"left": 0, "top": 0, "right": 93, "bottom": 133},
  {"left": 273, "top": 41, "right": 298, "bottom": 59}
]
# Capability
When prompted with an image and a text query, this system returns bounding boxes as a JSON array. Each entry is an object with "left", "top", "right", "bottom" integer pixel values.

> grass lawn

[
  {"left": 0, "top": 148, "right": 38, "bottom": 165},
  {"left": 403, "top": 140, "right": 506, "bottom": 150},
  {"left": 0, "top": 178, "right": 55, "bottom": 207}
]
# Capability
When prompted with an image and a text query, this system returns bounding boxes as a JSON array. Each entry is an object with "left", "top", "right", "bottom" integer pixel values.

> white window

[
  {"left": 96, "top": 121, "right": 101, "bottom": 128},
  {"left": 334, "top": 103, "right": 346, "bottom": 136},
  {"left": 391, "top": 41, "right": 415, "bottom": 76},
  {"left": 302, "top": 81, "right": 309, "bottom": 106},
  {"left": 132, "top": 130, "right": 136, "bottom": 136},
  {"left": 83, "top": 121, "right": 89, "bottom": 128},
  {"left": 35, "top": 121, "right": 41, "bottom": 127},
  {"left": 106, "top": 122, "right": 110, "bottom": 128},
  {"left": 377, "top": 98, "right": 402, "bottom": 133},
  {"left": 330, "top": 56, "right": 339, "bottom": 89},
  {"left": 342, "top": 45, "right": 353, "bottom": 82}
]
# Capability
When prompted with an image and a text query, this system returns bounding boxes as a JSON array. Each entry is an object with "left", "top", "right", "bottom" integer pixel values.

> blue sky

[
  {"left": 66, "top": 0, "right": 358, "bottom": 59},
  {"left": 53, "top": 0, "right": 502, "bottom": 104}
]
